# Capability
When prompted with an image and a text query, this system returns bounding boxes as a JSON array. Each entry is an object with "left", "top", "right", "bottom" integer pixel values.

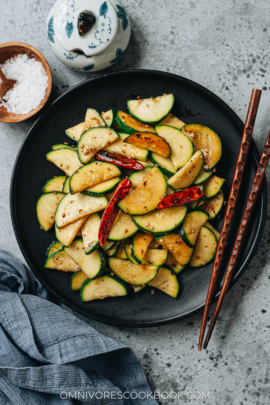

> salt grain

[{"left": 0, "top": 54, "right": 48, "bottom": 114}]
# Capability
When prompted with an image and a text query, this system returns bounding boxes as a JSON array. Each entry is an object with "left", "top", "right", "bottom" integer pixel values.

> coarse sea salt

[{"left": 0, "top": 54, "right": 48, "bottom": 115}]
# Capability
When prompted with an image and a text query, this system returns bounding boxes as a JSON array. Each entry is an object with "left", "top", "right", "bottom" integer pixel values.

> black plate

[{"left": 10, "top": 70, "right": 267, "bottom": 327}]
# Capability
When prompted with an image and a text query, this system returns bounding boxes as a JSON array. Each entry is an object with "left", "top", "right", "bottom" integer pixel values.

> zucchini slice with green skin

[
  {"left": 167, "top": 150, "right": 204, "bottom": 190},
  {"left": 190, "top": 226, "right": 217, "bottom": 267},
  {"left": 46, "top": 241, "right": 63, "bottom": 257},
  {"left": 157, "top": 234, "right": 193, "bottom": 266},
  {"left": 160, "top": 113, "right": 185, "bottom": 129},
  {"left": 124, "top": 132, "right": 171, "bottom": 159},
  {"left": 105, "top": 242, "right": 120, "bottom": 257},
  {"left": 102, "top": 240, "right": 116, "bottom": 252},
  {"left": 132, "top": 231, "right": 154, "bottom": 264},
  {"left": 84, "top": 108, "right": 106, "bottom": 131},
  {"left": 81, "top": 213, "right": 100, "bottom": 254},
  {"left": 62, "top": 177, "right": 70, "bottom": 193},
  {"left": 200, "top": 190, "right": 224, "bottom": 220},
  {"left": 115, "top": 111, "right": 156, "bottom": 134},
  {"left": 77, "top": 127, "right": 119, "bottom": 164},
  {"left": 150, "top": 153, "right": 176, "bottom": 176},
  {"left": 71, "top": 270, "right": 88, "bottom": 291},
  {"left": 128, "top": 167, "right": 152, "bottom": 187},
  {"left": 42, "top": 176, "right": 66, "bottom": 193},
  {"left": 182, "top": 124, "right": 222, "bottom": 170},
  {"left": 108, "top": 257, "right": 158, "bottom": 285},
  {"left": 155, "top": 125, "right": 194, "bottom": 170},
  {"left": 193, "top": 167, "right": 213, "bottom": 185},
  {"left": 70, "top": 161, "right": 121, "bottom": 194},
  {"left": 46, "top": 149, "right": 83, "bottom": 177},
  {"left": 104, "top": 133, "right": 149, "bottom": 162},
  {"left": 178, "top": 210, "right": 209, "bottom": 247},
  {"left": 118, "top": 167, "right": 167, "bottom": 215},
  {"left": 142, "top": 249, "right": 168, "bottom": 266},
  {"left": 101, "top": 110, "right": 114, "bottom": 127},
  {"left": 64, "top": 240, "right": 106, "bottom": 279},
  {"left": 148, "top": 266, "right": 179, "bottom": 298},
  {"left": 52, "top": 144, "right": 75, "bottom": 151},
  {"left": 124, "top": 244, "right": 137, "bottom": 264},
  {"left": 127, "top": 94, "right": 174, "bottom": 124},
  {"left": 108, "top": 211, "right": 138, "bottom": 241},
  {"left": 45, "top": 249, "right": 78, "bottom": 272},
  {"left": 165, "top": 252, "right": 185, "bottom": 274},
  {"left": 55, "top": 193, "right": 108, "bottom": 228},
  {"left": 82, "top": 177, "right": 120, "bottom": 197},
  {"left": 36, "top": 192, "right": 65, "bottom": 231},
  {"left": 133, "top": 205, "right": 187, "bottom": 235},
  {"left": 56, "top": 216, "right": 88, "bottom": 247},
  {"left": 65, "top": 122, "right": 86, "bottom": 142},
  {"left": 203, "top": 175, "right": 225, "bottom": 198},
  {"left": 81, "top": 275, "right": 128, "bottom": 302},
  {"left": 116, "top": 242, "right": 128, "bottom": 259},
  {"left": 204, "top": 221, "right": 220, "bottom": 241}
]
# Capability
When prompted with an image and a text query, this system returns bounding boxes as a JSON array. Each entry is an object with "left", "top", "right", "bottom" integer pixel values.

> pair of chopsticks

[{"left": 198, "top": 88, "right": 270, "bottom": 350}]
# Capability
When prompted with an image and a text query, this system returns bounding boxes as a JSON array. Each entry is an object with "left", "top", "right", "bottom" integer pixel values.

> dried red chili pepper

[
  {"left": 98, "top": 178, "right": 132, "bottom": 246},
  {"left": 96, "top": 151, "right": 144, "bottom": 171},
  {"left": 157, "top": 186, "right": 204, "bottom": 209}
]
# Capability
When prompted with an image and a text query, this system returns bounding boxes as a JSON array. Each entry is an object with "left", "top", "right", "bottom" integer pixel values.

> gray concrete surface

[{"left": 1, "top": 0, "right": 270, "bottom": 403}]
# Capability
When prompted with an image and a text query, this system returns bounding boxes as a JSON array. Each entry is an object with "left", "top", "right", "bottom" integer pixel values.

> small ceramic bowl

[{"left": 0, "top": 42, "right": 52, "bottom": 123}]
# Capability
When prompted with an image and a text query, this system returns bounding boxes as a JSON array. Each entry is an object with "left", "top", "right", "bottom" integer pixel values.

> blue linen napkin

[{"left": 0, "top": 250, "right": 157, "bottom": 405}]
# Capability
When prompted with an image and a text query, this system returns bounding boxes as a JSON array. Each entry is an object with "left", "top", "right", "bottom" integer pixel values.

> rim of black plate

[{"left": 10, "top": 69, "right": 268, "bottom": 327}]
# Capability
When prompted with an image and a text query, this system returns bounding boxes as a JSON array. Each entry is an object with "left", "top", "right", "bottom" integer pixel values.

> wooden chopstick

[
  {"left": 203, "top": 128, "right": 270, "bottom": 349},
  {"left": 198, "top": 88, "right": 262, "bottom": 351}
]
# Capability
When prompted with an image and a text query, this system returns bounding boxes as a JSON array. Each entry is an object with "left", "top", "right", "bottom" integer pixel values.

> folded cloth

[{"left": 0, "top": 250, "right": 157, "bottom": 405}]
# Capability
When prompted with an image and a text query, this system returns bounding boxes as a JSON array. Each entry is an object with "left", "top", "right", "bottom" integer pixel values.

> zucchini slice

[
  {"left": 116, "top": 242, "right": 128, "bottom": 259},
  {"left": 46, "top": 241, "right": 63, "bottom": 257},
  {"left": 55, "top": 193, "right": 108, "bottom": 228},
  {"left": 165, "top": 252, "right": 185, "bottom": 274},
  {"left": 77, "top": 127, "right": 119, "bottom": 164},
  {"left": 65, "top": 122, "right": 86, "bottom": 142},
  {"left": 150, "top": 153, "right": 176, "bottom": 176},
  {"left": 104, "top": 133, "right": 149, "bottom": 162},
  {"left": 160, "top": 113, "right": 185, "bottom": 129},
  {"left": 148, "top": 266, "right": 179, "bottom": 298},
  {"left": 136, "top": 159, "right": 154, "bottom": 168},
  {"left": 132, "top": 284, "right": 147, "bottom": 293},
  {"left": 128, "top": 167, "right": 152, "bottom": 187},
  {"left": 127, "top": 94, "right": 174, "bottom": 123},
  {"left": 124, "top": 133, "right": 171, "bottom": 158},
  {"left": 190, "top": 226, "right": 217, "bottom": 267},
  {"left": 133, "top": 205, "right": 187, "bottom": 235},
  {"left": 62, "top": 177, "right": 70, "bottom": 193},
  {"left": 179, "top": 210, "right": 209, "bottom": 247},
  {"left": 101, "top": 110, "right": 114, "bottom": 127},
  {"left": 108, "top": 257, "right": 158, "bottom": 285},
  {"left": 118, "top": 167, "right": 167, "bottom": 215},
  {"left": 71, "top": 271, "right": 88, "bottom": 291},
  {"left": 81, "top": 275, "right": 128, "bottom": 301},
  {"left": 115, "top": 111, "right": 156, "bottom": 134},
  {"left": 102, "top": 240, "right": 116, "bottom": 252},
  {"left": 132, "top": 231, "right": 154, "bottom": 264},
  {"left": 205, "top": 221, "right": 220, "bottom": 241},
  {"left": 81, "top": 213, "right": 100, "bottom": 254},
  {"left": 200, "top": 190, "right": 224, "bottom": 220},
  {"left": 124, "top": 244, "right": 137, "bottom": 264},
  {"left": 70, "top": 161, "right": 121, "bottom": 194},
  {"left": 56, "top": 216, "right": 88, "bottom": 247},
  {"left": 82, "top": 177, "right": 120, "bottom": 197},
  {"left": 193, "top": 167, "right": 213, "bottom": 185},
  {"left": 105, "top": 242, "right": 120, "bottom": 257},
  {"left": 42, "top": 176, "right": 66, "bottom": 193},
  {"left": 64, "top": 240, "right": 106, "bottom": 279},
  {"left": 52, "top": 144, "right": 75, "bottom": 151},
  {"left": 142, "top": 249, "right": 168, "bottom": 266},
  {"left": 36, "top": 192, "right": 65, "bottom": 231},
  {"left": 157, "top": 234, "right": 193, "bottom": 266},
  {"left": 84, "top": 108, "right": 106, "bottom": 131},
  {"left": 204, "top": 175, "right": 225, "bottom": 198},
  {"left": 108, "top": 211, "right": 138, "bottom": 241},
  {"left": 45, "top": 249, "right": 78, "bottom": 272},
  {"left": 182, "top": 124, "right": 222, "bottom": 170},
  {"left": 46, "top": 149, "right": 83, "bottom": 177},
  {"left": 155, "top": 125, "right": 194, "bottom": 170},
  {"left": 167, "top": 150, "right": 204, "bottom": 190}
]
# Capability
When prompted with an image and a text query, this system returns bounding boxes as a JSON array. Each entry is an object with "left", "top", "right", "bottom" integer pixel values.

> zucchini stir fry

[{"left": 37, "top": 95, "right": 224, "bottom": 302}]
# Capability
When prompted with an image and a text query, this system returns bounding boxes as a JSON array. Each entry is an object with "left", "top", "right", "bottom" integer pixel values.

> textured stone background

[{"left": 1, "top": 0, "right": 270, "bottom": 404}]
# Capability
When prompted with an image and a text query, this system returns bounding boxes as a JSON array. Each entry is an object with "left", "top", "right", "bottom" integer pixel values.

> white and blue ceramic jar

[{"left": 46, "top": 0, "right": 131, "bottom": 71}]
